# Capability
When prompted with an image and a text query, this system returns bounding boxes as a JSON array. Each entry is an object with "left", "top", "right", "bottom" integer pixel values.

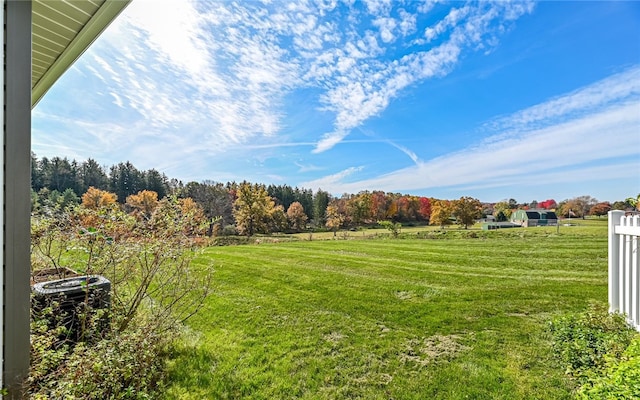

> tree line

[
  {"left": 31, "top": 153, "right": 639, "bottom": 236},
  {"left": 31, "top": 153, "right": 173, "bottom": 205},
  {"left": 31, "top": 154, "right": 440, "bottom": 234},
  {"left": 490, "top": 196, "right": 637, "bottom": 221}
]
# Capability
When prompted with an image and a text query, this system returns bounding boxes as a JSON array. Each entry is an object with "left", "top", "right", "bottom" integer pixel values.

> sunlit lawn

[{"left": 166, "top": 220, "right": 608, "bottom": 399}]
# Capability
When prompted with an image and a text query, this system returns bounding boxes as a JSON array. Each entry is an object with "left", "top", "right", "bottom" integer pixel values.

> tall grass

[{"left": 166, "top": 222, "right": 609, "bottom": 399}]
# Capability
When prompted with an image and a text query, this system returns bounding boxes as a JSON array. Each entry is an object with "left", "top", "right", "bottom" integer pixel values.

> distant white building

[{"left": 511, "top": 209, "right": 558, "bottom": 227}]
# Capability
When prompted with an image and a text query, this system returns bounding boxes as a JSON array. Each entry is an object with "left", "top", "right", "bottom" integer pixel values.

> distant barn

[{"left": 511, "top": 209, "right": 558, "bottom": 227}]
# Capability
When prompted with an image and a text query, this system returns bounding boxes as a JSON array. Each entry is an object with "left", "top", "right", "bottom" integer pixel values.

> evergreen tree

[
  {"left": 47, "top": 157, "right": 76, "bottom": 194},
  {"left": 31, "top": 152, "right": 45, "bottom": 192},
  {"left": 144, "top": 169, "right": 169, "bottom": 199},
  {"left": 295, "top": 188, "right": 314, "bottom": 220},
  {"left": 80, "top": 158, "right": 109, "bottom": 193},
  {"left": 313, "top": 189, "right": 330, "bottom": 227},
  {"left": 109, "top": 162, "right": 143, "bottom": 202}
]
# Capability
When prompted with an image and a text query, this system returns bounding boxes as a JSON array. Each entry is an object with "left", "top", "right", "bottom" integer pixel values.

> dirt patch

[
  {"left": 377, "top": 323, "right": 391, "bottom": 333},
  {"left": 351, "top": 371, "right": 393, "bottom": 386},
  {"left": 323, "top": 331, "right": 345, "bottom": 344},
  {"left": 394, "top": 290, "right": 415, "bottom": 300},
  {"left": 506, "top": 312, "right": 529, "bottom": 318},
  {"left": 399, "top": 333, "right": 471, "bottom": 367}
]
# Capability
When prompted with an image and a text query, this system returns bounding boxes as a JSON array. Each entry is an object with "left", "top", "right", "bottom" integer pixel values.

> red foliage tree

[
  {"left": 538, "top": 199, "right": 557, "bottom": 209},
  {"left": 419, "top": 197, "right": 431, "bottom": 221},
  {"left": 396, "top": 196, "right": 410, "bottom": 221},
  {"left": 370, "top": 191, "right": 389, "bottom": 221}
]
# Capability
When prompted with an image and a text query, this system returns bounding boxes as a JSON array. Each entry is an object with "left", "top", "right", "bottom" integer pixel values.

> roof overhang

[{"left": 31, "top": 0, "right": 131, "bottom": 108}]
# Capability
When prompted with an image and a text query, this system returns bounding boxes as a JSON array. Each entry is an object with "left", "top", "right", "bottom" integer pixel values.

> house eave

[{"left": 31, "top": 0, "right": 131, "bottom": 108}]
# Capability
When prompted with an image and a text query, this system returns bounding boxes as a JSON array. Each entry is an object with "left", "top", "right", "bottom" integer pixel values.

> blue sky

[{"left": 32, "top": 0, "right": 640, "bottom": 203}]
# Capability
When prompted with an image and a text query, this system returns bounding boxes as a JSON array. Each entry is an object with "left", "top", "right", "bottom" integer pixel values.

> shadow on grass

[{"left": 165, "top": 344, "right": 218, "bottom": 397}]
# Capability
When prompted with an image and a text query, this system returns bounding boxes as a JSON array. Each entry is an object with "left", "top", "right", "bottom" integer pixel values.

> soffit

[{"left": 31, "top": 0, "right": 130, "bottom": 108}]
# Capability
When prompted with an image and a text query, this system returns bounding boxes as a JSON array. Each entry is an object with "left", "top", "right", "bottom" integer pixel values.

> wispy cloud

[
  {"left": 363, "top": 0, "right": 393, "bottom": 17},
  {"left": 485, "top": 66, "right": 640, "bottom": 135},
  {"left": 386, "top": 141, "right": 420, "bottom": 165},
  {"left": 302, "top": 166, "right": 365, "bottom": 192},
  {"left": 93, "top": 0, "right": 300, "bottom": 151},
  {"left": 312, "top": 1, "right": 535, "bottom": 153},
  {"left": 39, "top": 0, "right": 634, "bottom": 200},
  {"left": 423, "top": 5, "right": 470, "bottom": 43},
  {"left": 295, "top": 161, "right": 324, "bottom": 173},
  {"left": 82, "top": 0, "right": 535, "bottom": 161},
  {"left": 418, "top": 0, "right": 439, "bottom": 14},
  {"left": 301, "top": 67, "right": 640, "bottom": 197}
]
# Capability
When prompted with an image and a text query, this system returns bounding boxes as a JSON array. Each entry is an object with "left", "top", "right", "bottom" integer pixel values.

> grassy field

[{"left": 165, "top": 220, "right": 609, "bottom": 399}]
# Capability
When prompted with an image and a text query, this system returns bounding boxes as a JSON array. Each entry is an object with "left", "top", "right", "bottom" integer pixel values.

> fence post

[
  {"left": 631, "top": 215, "right": 640, "bottom": 329},
  {"left": 609, "top": 210, "right": 624, "bottom": 313},
  {"left": 631, "top": 215, "right": 640, "bottom": 326}
]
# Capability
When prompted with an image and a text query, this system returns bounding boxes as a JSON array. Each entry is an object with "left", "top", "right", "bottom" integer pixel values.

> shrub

[
  {"left": 577, "top": 335, "right": 640, "bottom": 399},
  {"left": 221, "top": 224, "right": 238, "bottom": 236},
  {"left": 549, "top": 303, "right": 636, "bottom": 383},
  {"left": 29, "top": 313, "right": 167, "bottom": 399},
  {"left": 29, "top": 197, "right": 213, "bottom": 398},
  {"left": 378, "top": 220, "right": 401, "bottom": 238}
]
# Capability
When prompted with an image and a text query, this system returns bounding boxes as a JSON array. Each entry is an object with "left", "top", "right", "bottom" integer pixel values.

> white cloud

[
  {"left": 373, "top": 17, "right": 397, "bottom": 43},
  {"left": 92, "top": 55, "right": 119, "bottom": 83},
  {"left": 398, "top": 9, "right": 417, "bottom": 36},
  {"left": 302, "top": 70, "right": 640, "bottom": 197},
  {"left": 123, "top": 0, "right": 215, "bottom": 84},
  {"left": 311, "top": 1, "right": 534, "bottom": 152},
  {"left": 301, "top": 166, "right": 364, "bottom": 190},
  {"left": 387, "top": 141, "right": 420, "bottom": 165},
  {"left": 295, "top": 161, "right": 324, "bottom": 173},
  {"left": 424, "top": 5, "right": 470, "bottom": 43},
  {"left": 363, "top": 0, "right": 392, "bottom": 17},
  {"left": 417, "top": 0, "right": 439, "bottom": 14},
  {"left": 314, "top": 130, "right": 349, "bottom": 154},
  {"left": 36, "top": 0, "right": 537, "bottom": 182},
  {"left": 110, "top": 92, "right": 123, "bottom": 108},
  {"left": 93, "top": 0, "right": 303, "bottom": 149},
  {"left": 486, "top": 66, "right": 640, "bottom": 133}
]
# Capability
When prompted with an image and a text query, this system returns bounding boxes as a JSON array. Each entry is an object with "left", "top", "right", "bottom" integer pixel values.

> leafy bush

[
  {"left": 29, "top": 197, "right": 213, "bottom": 398},
  {"left": 549, "top": 303, "right": 636, "bottom": 383},
  {"left": 577, "top": 336, "right": 640, "bottom": 399},
  {"left": 212, "top": 235, "right": 252, "bottom": 246},
  {"left": 30, "top": 311, "right": 166, "bottom": 399},
  {"left": 378, "top": 220, "right": 402, "bottom": 238},
  {"left": 221, "top": 224, "right": 238, "bottom": 236}
]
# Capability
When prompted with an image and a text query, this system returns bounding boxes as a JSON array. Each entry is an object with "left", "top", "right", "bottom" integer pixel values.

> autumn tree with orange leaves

[
  {"left": 126, "top": 190, "right": 159, "bottom": 220},
  {"left": 430, "top": 200, "right": 454, "bottom": 229},
  {"left": 287, "top": 201, "right": 308, "bottom": 232},
  {"left": 81, "top": 186, "right": 117, "bottom": 209}
]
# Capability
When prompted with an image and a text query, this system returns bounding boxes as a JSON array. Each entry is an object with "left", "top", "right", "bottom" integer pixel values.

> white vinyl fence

[{"left": 608, "top": 210, "right": 640, "bottom": 330}]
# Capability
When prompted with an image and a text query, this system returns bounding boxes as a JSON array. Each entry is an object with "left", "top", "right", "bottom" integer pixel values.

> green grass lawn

[{"left": 165, "top": 221, "right": 609, "bottom": 399}]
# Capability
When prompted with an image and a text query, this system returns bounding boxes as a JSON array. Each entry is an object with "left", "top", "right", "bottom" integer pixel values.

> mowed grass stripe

[
  {"left": 203, "top": 238, "right": 605, "bottom": 283},
  {"left": 168, "top": 227, "right": 607, "bottom": 399}
]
